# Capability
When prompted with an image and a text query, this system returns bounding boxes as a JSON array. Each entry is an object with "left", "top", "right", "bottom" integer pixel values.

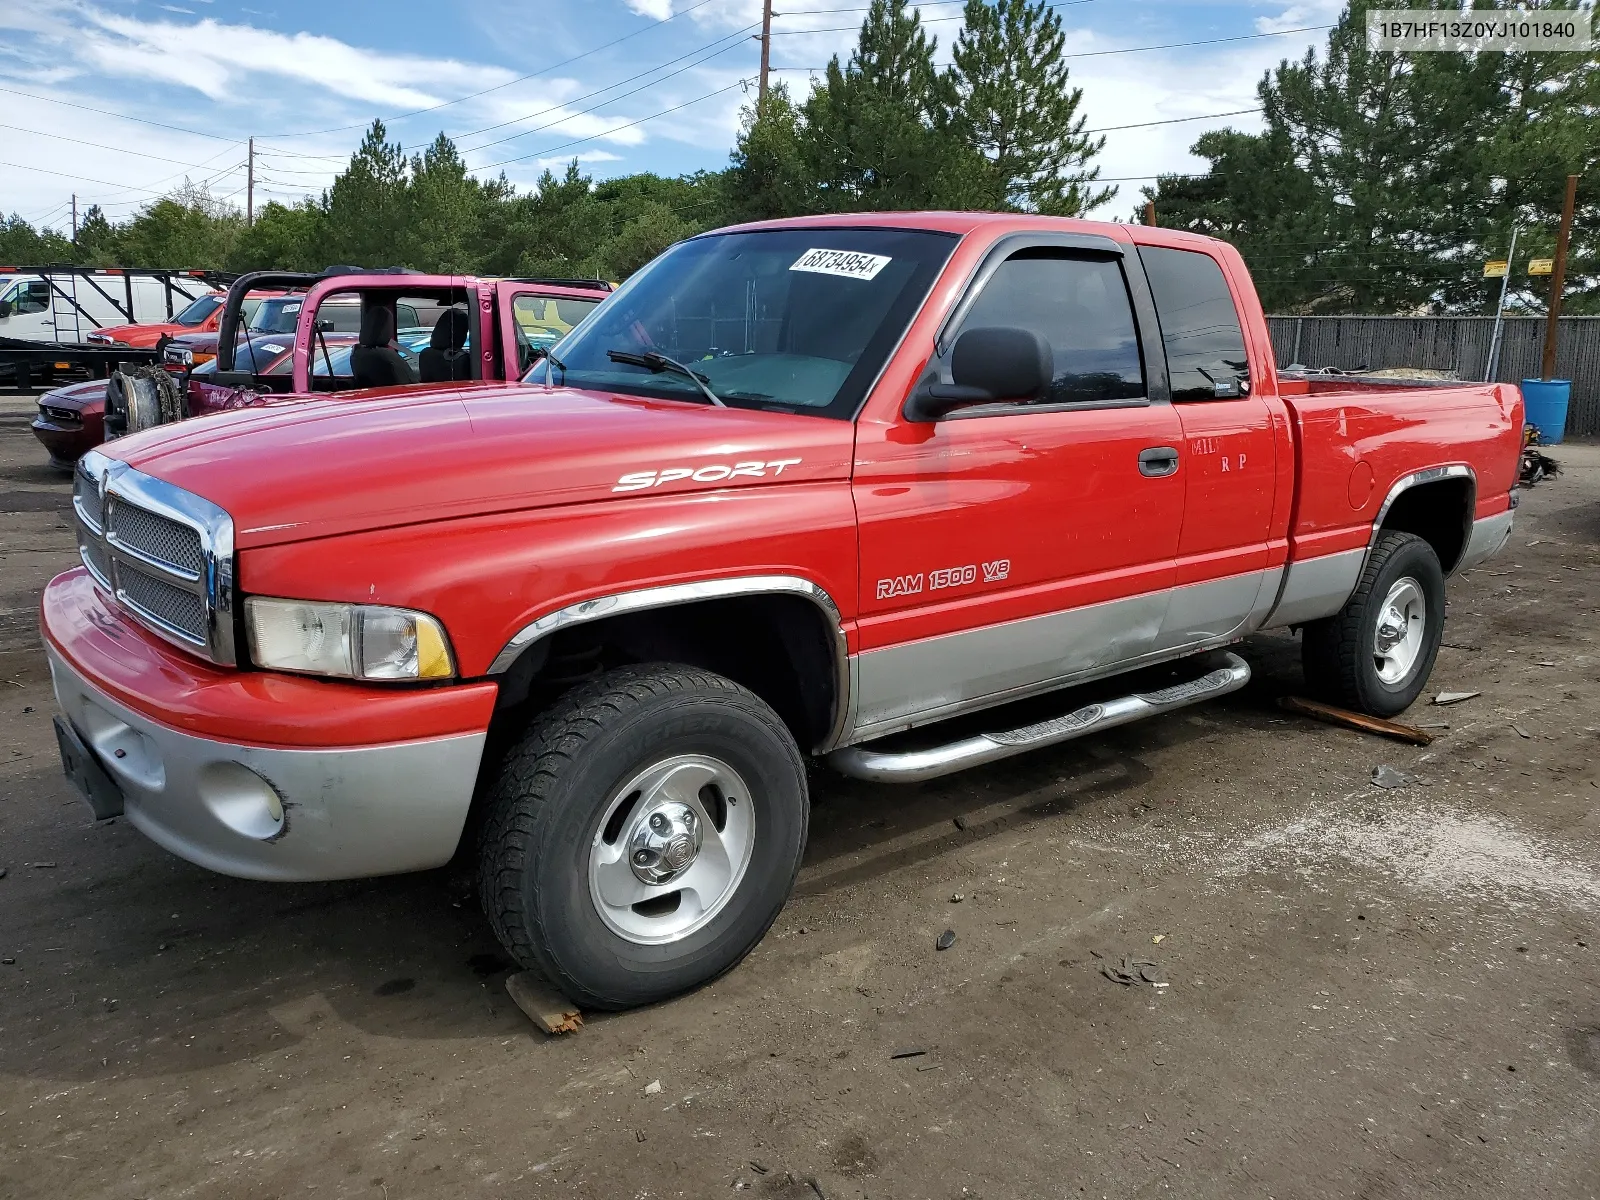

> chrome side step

[{"left": 827, "top": 652, "right": 1251, "bottom": 784}]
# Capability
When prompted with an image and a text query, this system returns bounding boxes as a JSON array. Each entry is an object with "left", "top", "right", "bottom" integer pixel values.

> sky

[{"left": 0, "top": 0, "right": 1345, "bottom": 232}]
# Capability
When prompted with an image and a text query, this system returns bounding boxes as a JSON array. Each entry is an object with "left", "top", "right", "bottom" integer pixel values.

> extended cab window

[
  {"left": 954, "top": 251, "right": 1145, "bottom": 405},
  {"left": 1139, "top": 246, "right": 1250, "bottom": 401}
]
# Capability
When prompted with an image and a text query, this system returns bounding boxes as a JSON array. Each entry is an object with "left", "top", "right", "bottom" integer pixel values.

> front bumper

[
  {"left": 31, "top": 413, "right": 101, "bottom": 467},
  {"left": 49, "top": 646, "right": 487, "bottom": 881},
  {"left": 43, "top": 567, "right": 495, "bottom": 882}
]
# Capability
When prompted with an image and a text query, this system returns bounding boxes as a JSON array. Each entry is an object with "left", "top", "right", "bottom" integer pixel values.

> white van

[{"left": 0, "top": 271, "right": 214, "bottom": 343}]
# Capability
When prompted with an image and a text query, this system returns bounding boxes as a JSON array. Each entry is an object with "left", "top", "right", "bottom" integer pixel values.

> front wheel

[
  {"left": 478, "top": 664, "right": 809, "bottom": 1010},
  {"left": 1302, "top": 530, "right": 1446, "bottom": 716}
]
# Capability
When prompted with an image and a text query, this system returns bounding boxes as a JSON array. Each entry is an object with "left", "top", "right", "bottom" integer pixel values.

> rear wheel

[
  {"left": 478, "top": 663, "right": 808, "bottom": 1010},
  {"left": 1302, "top": 531, "right": 1445, "bottom": 716}
]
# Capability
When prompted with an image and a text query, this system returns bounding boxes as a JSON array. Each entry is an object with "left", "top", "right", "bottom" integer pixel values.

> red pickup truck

[{"left": 44, "top": 214, "right": 1521, "bottom": 1010}]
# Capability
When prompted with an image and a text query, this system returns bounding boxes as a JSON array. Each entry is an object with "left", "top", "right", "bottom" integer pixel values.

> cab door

[
  {"left": 1135, "top": 244, "right": 1281, "bottom": 651},
  {"left": 850, "top": 237, "right": 1186, "bottom": 740},
  {"left": 497, "top": 285, "right": 607, "bottom": 381}
]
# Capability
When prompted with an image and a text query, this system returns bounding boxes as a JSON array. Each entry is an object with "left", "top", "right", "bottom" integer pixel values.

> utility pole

[
  {"left": 758, "top": 0, "right": 773, "bottom": 103},
  {"left": 1144, "top": 200, "right": 1157, "bottom": 227},
  {"left": 71, "top": 193, "right": 77, "bottom": 241},
  {"left": 1540, "top": 173, "right": 1578, "bottom": 381},
  {"left": 247, "top": 136, "right": 255, "bottom": 226},
  {"left": 1484, "top": 224, "right": 1518, "bottom": 383}
]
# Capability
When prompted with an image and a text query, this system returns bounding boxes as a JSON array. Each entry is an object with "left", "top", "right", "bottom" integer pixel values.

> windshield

[
  {"left": 249, "top": 296, "right": 305, "bottom": 334},
  {"left": 529, "top": 228, "right": 958, "bottom": 418},
  {"left": 173, "top": 294, "right": 223, "bottom": 326}
]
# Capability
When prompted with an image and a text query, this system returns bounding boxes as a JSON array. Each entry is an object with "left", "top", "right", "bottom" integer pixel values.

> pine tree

[
  {"left": 800, "top": 0, "right": 990, "bottom": 211},
  {"left": 1140, "top": 128, "right": 1327, "bottom": 312},
  {"left": 728, "top": 84, "right": 815, "bottom": 220},
  {"left": 321, "top": 120, "right": 410, "bottom": 268},
  {"left": 403, "top": 132, "right": 484, "bottom": 273},
  {"left": 950, "top": 0, "right": 1112, "bottom": 214}
]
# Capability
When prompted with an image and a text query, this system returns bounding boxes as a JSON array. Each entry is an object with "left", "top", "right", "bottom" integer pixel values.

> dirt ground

[{"left": 1, "top": 392, "right": 1597, "bottom": 1200}]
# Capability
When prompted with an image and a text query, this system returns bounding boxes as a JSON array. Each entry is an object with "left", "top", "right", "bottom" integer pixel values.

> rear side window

[
  {"left": 1139, "top": 246, "right": 1249, "bottom": 401},
  {"left": 957, "top": 251, "right": 1145, "bottom": 405}
]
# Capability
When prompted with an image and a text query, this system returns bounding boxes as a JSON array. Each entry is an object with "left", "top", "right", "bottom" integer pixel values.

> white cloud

[{"left": 623, "top": 0, "right": 674, "bottom": 17}]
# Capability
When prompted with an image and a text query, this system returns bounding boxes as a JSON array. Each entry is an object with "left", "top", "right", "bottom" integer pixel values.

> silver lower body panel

[
  {"left": 851, "top": 571, "right": 1273, "bottom": 743},
  {"left": 49, "top": 647, "right": 486, "bottom": 881},
  {"left": 1457, "top": 509, "right": 1514, "bottom": 574},
  {"left": 830, "top": 652, "right": 1251, "bottom": 783}
]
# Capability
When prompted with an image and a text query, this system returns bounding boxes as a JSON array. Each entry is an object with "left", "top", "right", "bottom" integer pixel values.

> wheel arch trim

[
  {"left": 1367, "top": 463, "right": 1477, "bottom": 575},
  {"left": 484, "top": 575, "right": 852, "bottom": 753}
]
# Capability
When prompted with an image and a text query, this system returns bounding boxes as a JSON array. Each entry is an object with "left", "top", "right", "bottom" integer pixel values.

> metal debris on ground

[
  {"left": 1278, "top": 696, "right": 1434, "bottom": 745},
  {"left": 936, "top": 929, "right": 957, "bottom": 951},
  {"left": 890, "top": 1047, "right": 927, "bottom": 1060},
  {"left": 1511, "top": 723, "right": 1532, "bottom": 739},
  {"left": 1433, "top": 691, "right": 1481, "bottom": 706},
  {"left": 504, "top": 971, "right": 583, "bottom": 1035},
  {"left": 950, "top": 893, "right": 964, "bottom": 903},
  {"left": 1101, "top": 954, "right": 1163, "bottom": 986},
  {"left": 1370, "top": 765, "right": 1414, "bottom": 789}
]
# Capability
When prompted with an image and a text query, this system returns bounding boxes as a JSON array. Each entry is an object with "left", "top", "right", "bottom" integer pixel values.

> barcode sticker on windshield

[{"left": 790, "top": 248, "right": 892, "bottom": 281}]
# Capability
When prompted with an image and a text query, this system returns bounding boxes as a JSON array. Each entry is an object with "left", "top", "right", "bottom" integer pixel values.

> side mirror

[
  {"left": 0, "top": 299, "right": 11, "bottom": 319},
  {"left": 902, "top": 326, "right": 1054, "bottom": 422},
  {"left": 316, "top": 318, "right": 336, "bottom": 332}
]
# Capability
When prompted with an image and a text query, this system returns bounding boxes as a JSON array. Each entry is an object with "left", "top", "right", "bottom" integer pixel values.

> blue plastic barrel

[{"left": 1521, "top": 378, "right": 1572, "bottom": 444}]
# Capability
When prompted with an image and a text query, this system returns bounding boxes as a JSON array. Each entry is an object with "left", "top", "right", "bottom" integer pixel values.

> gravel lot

[{"left": 1, "top": 393, "right": 1597, "bottom": 1199}]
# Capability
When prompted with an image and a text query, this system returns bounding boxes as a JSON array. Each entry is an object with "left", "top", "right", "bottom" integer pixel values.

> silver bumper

[{"left": 48, "top": 647, "right": 487, "bottom": 882}]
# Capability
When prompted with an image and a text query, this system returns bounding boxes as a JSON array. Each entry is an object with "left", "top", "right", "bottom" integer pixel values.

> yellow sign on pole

[
  {"left": 1483, "top": 260, "right": 1508, "bottom": 278},
  {"left": 1528, "top": 258, "right": 1555, "bottom": 276}
]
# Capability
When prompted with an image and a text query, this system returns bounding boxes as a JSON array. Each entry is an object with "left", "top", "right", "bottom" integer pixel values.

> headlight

[{"left": 244, "top": 598, "right": 454, "bottom": 681}]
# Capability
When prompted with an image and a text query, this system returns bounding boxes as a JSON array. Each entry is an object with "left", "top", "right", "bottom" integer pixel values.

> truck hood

[{"left": 105, "top": 384, "right": 859, "bottom": 549}]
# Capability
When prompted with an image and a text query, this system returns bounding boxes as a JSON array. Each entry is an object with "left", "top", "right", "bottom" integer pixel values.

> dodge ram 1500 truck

[{"left": 43, "top": 213, "right": 1522, "bottom": 1010}]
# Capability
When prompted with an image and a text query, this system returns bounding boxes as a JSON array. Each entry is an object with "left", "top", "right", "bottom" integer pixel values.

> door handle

[{"left": 1138, "top": 446, "right": 1180, "bottom": 478}]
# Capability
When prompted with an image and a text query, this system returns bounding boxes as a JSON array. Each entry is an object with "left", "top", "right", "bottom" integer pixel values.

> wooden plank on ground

[{"left": 1277, "top": 695, "right": 1435, "bottom": 746}]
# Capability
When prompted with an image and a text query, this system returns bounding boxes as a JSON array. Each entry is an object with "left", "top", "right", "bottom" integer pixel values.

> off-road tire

[
  {"left": 478, "top": 663, "right": 809, "bottom": 1010},
  {"left": 1302, "top": 530, "right": 1445, "bottom": 716}
]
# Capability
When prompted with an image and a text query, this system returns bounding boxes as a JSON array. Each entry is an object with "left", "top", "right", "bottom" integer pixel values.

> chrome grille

[
  {"left": 108, "top": 503, "right": 204, "bottom": 577},
  {"left": 116, "top": 563, "right": 208, "bottom": 645},
  {"left": 74, "top": 466, "right": 103, "bottom": 531},
  {"left": 77, "top": 522, "right": 111, "bottom": 588},
  {"left": 71, "top": 450, "right": 236, "bottom": 666}
]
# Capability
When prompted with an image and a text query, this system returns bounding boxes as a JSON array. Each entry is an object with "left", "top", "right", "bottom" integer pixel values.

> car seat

[
  {"left": 419, "top": 308, "right": 471, "bottom": 384},
  {"left": 350, "top": 306, "right": 415, "bottom": 388}
]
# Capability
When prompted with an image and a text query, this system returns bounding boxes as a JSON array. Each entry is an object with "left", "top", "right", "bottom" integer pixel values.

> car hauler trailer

[{"left": 0, "top": 266, "right": 236, "bottom": 389}]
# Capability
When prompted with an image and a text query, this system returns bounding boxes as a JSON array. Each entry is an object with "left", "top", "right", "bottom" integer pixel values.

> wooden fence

[{"left": 1265, "top": 315, "right": 1600, "bottom": 437}]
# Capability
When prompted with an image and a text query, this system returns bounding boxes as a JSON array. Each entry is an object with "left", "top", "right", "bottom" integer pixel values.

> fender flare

[
  {"left": 1365, "top": 463, "right": 1477, "bottom": 576},
  {"left": 485, "top": 575, "right": 853, "bottom": 753}
]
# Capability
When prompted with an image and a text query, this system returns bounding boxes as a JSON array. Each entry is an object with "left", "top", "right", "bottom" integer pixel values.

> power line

[
  {"left": 0, "top": 122, "right": 234, "bottom": 170},
  {"left": 460, "top": 32, "right": 759, "bottom": 158},
  {"left": 256, "top": 0, "right": 728, "bottom": 140},
  {"left": 0, "top": 160, "right": 204, "bottom": 195},
  {"left": 457, "top": 26, "right": 759, "bottom": 150},
  {"left": 1085, "top": 108, "right": 1261, "bottom": 133},
  {"left": 0, "top": 86, "right": 240, "bottom": 143},
  {"left": 477, "top": 78, "right": 749, "bottom": 172}
]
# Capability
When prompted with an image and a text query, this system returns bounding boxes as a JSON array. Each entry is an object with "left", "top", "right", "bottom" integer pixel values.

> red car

[
  {"left": 45, "top": 213, "right": 1522, "bottom": 1010},
  {"left": 29, "top": 378, "right": 107, "bottom": 468},
  {"left": 85, "top": 291, "right": 227, "bottom": 349}
]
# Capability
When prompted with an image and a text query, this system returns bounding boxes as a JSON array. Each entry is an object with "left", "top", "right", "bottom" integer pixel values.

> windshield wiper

[{"left": 606, "top": 349, "right": 726, "bottom": 407}]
